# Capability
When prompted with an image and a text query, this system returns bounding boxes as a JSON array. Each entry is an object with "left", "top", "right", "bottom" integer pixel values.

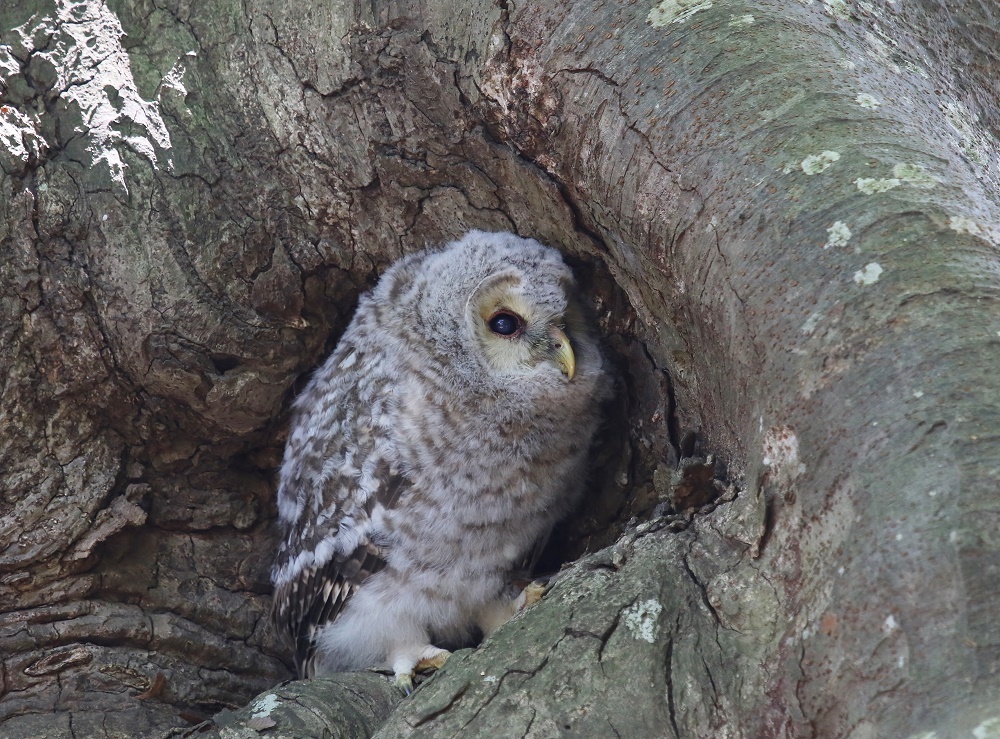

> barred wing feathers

[{"left": 270, "top": 321, "right": 405, "bottom": 676}]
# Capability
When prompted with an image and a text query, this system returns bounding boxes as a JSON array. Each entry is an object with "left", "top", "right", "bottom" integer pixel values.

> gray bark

[{"left": 1, "top": 0, "right": 998, "bottom": 737}]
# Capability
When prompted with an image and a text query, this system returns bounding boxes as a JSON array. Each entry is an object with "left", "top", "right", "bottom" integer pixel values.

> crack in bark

[
  {"left": 706, "top": 217, "right": 763, "bottom": 365},
  {"left": 595, "top": 607, "right": 622, "bottom": 666},
  {"left": 794, "top": 639, "right": 814, "bottom": 737},
  {"left": 401, "top": 683, "right": 469, "bottom": 730},
  {"left": 471, "top": 106, "right": 613, "bottom": 258},
  {"left": 700, "top": 652, "right": 721, "bottom": 712},
  {"left": 680, "top": 550, "right": 721, "bottom": 626},
  {"left": 519, "top": 707, "right": 537, "bottom": 738},
  {"left": 638, "top": 339, "right": 683, "bottom": 457},
  {"left": 663, "top": 636, "right": 681, "bottom": 739},
  {"left": 449, "top": 634, "right": 566, "bottom": 734},
  {"left": 554, "top": 67, "right": 620, "bottom": 88}
]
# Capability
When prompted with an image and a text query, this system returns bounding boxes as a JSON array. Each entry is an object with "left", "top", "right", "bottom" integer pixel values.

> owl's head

[
  {"left": 378, "top": 231, "right": 606, "bottom": 399},
  {"left": 464, "top": 253, "right": 577, "bottom": 382}
]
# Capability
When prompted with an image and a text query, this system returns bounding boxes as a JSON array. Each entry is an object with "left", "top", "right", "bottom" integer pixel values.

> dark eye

[{"left": 488, "top": 311, "right": 522, "bottom": 337}]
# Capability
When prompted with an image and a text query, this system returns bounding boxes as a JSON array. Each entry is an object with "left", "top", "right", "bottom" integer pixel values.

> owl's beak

[{"left": 549, "top": 326, "right": 576, "bottom": 380}]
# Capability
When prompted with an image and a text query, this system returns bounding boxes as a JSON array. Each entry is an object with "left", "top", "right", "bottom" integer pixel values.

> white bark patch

[
  {"left": 801, "top": 311, "right": 822, "bottom": 335},
  {"left": 824, "top": 0, "right": 849, "bottom": 19},
  {"left": 801, "top": 150, "right": 840, "bottom": 175},
  {"left": 972, "top": 717, "right": 1000, "bottom": 739},
  {"left": 855, "top": 93, "right": 881, "bottom": 109},
  {"left": 948, "top": 215, "right": 982, "bottom": 235},
  {"left": 853, "top": 262, "right": 883, "bottom": 285},
  {"left": 160, "top": 57, "right": 190, "bottom": 96},
  {"left": 482, "top": 43, "right": 542, "bottom": 116},
  {"left": 855, "top": 177, "right": 901, "bottom": 194},
  {"left": 4, "top": 0, "right": 174, "bottom": 192},
  {"left": 0, "top": 47, "right": 17, "bottom": 78},
  {"left": 762, "top": 426, "right": 805, "bottom": 476},
  {"left": 863, "top": 30, "right": 895, "bottom": 68},
  {"left": 728, "top": 14, "right": 755, "bottom": 27},
  {"left": 893, "top": 162, "right": 937, "bottom": 188},
  {"left": 623, "top": 599, "right": 663, "bottom": 643},
  {"left": 250, "top": 693, "right": 280, "bottom": 718},
  {"left": 823, "top": 221, "right": 852, "bottom": 249},
  {"left": 1, "top": 44, "right": 46, "bottom": 164},
  {"left": 647, "top": 0, "right": 713, "bottom": 27},
  {"left": 883, "top": 614, "right": 898, "bottom": 632},
  {"left": 0, "top": 105, "right": 47, "bottom": 163}
]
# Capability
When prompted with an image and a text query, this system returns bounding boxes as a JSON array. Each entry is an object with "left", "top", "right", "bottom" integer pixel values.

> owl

[{"left": 270, "top": 230, "right": 610, "bottom": 691}]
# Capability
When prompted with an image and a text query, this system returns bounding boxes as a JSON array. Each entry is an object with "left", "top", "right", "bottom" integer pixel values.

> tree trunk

[{"left": 1, "top": 0, "right": 997, "bottom": 736}]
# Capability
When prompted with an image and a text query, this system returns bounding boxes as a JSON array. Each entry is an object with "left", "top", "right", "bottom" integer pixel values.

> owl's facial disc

[
  {"left": 485, "top": 311, "right": 575, "bottom": 379},
  {"left": 472, "top": 279, "right": 576, "bottom": 381}
]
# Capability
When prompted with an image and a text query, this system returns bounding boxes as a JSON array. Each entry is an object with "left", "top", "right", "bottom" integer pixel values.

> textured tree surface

[{"left": 1, "top": 0, "right": 998, "bottom": 737}]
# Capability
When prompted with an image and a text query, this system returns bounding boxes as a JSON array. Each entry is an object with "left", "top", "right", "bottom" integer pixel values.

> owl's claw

[
  {"left": 415, "top": 650, "right": 450, "bottom": 673},
  {"left": 514, "top": 580, "right": 549, "bottom": 612},
  {"left": 394, "top": 647, "right": 451, "bottom": 695},
  {"left": 396, "top": 672, "right": 416, "bottom": 695}
]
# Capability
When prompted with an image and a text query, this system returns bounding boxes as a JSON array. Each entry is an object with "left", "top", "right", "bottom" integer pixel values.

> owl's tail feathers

[{"left": 392, "top": 645, "right": 451, "bottom": 695}]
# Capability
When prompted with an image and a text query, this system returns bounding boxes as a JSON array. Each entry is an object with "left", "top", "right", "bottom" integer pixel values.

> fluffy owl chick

[{"left": 271, "top": 230, "right": 610, "bottom": 691}]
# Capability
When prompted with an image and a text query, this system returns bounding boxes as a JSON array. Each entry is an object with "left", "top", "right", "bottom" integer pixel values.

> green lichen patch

[{"left": 801, "top": 150, "right": 841, "bottom": 175}]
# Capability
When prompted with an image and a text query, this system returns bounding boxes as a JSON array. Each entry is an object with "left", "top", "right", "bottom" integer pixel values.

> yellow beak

[{"left": 549, "top": 326, "right": 576, "bottom": 380}]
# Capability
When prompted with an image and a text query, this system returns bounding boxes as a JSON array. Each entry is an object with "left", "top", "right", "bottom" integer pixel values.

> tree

[{"left": 1, "top": 0, "right": 997, "bottom": 736}]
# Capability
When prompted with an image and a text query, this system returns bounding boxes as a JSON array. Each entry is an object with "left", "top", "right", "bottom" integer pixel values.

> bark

[
  {"left": 1, "top": 0, "right": 998, "bottom": 737},
  {"left": 175, "top": 673, "right": 403, "bottom": 738}
]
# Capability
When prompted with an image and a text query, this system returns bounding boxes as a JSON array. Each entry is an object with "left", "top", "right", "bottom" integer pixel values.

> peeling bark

[{"left": 1, "top": 0, "right": 998, "bottom": 736}]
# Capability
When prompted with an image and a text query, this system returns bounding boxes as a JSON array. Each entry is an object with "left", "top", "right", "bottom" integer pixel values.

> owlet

[{"left": 271, "top": 230, "right": 610, "bottom": 690}]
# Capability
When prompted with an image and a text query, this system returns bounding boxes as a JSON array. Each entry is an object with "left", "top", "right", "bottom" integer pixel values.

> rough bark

[
  {"left": 174, "top": 673, "right": 403, "bottom": 738},
  {"left": 1, "top": 0, "right": 998, "bottom": 737}
]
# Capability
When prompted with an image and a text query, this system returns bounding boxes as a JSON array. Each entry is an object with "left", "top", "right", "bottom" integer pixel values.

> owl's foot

[
  {"left": 514, "top": 580, "right": 549, "bottom": 613},
  {"left": 415, "top": 650, "right": 450, "bottom": 673},
  {"left": 393, "top": 645, "right": 450, "bottom": 695},
  {"left": 476, "top": 581, "right": 551, "bottom": 638}
]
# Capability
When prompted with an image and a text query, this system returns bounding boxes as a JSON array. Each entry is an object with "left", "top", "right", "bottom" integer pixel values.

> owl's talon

[
  {"left": 515, "top": 580, "right": 549, "bottom": 613},
  {"left": 393, "top": 647, "right": 449, "bottom": 694},
  {"left": 396, "top": 672, "right": 415, "bottom": 695},
  {"left": 415, "top": 650, "right": 450, "bottom": 673}
]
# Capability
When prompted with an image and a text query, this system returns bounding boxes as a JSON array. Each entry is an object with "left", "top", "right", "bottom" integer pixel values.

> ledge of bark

[{"left": 177, "top": 673, "right": 402, "bottom": 739}]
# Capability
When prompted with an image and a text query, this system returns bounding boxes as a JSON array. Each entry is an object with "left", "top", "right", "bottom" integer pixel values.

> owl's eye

[{"left": 487, "top": 311, "right": 523, "bottom": 337}]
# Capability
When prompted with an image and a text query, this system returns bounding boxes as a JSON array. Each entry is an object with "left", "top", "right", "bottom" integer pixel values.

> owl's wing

[
  {"left": 272, "top": 538, "right": 386, "bottom": 677},
  {"left": 270, "top": 332, "right": 408, "bottom": 676},
  {"left": 272, "top": 460, "right": 407, "bottom": 676}
]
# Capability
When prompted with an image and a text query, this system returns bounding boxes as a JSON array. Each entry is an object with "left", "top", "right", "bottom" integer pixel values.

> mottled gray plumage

[{"left": 271, "top": 231, "right": 609, "bottom": 686}]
